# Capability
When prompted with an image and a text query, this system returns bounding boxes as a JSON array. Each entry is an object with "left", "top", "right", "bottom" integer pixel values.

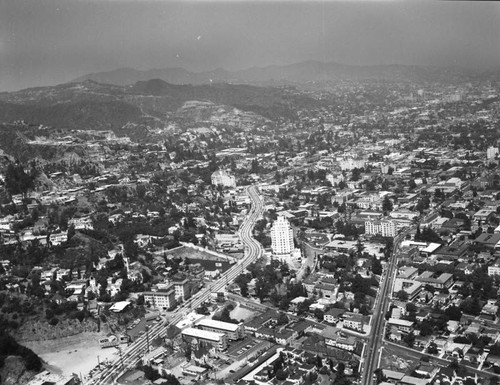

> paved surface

[
  {"left": 87, "top": 185, "right": 265, "bottom": 385},
  {"left": 360, "top": 228, "right": 413, "bottom": 385}
]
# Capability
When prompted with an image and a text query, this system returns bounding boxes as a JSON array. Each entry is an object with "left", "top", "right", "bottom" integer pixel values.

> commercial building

[
  {"left": 172, "top": 279, "right": 191, "bottom": 302},
  {"left": 415, "top": 272, "right": 453, "bottom": 290},
  {"left": 365, "top": 219, "right": 397, "bottom": 237},
  {"left": 487, "top": 146, "right": 499, "bottom": 160},
  {"left": 270, "top": 216, "right": 294, "bottom": 256},
  {"left": 181, "top": 327, "right": 228, "bottom": 351},
  {"left": 195, "top": 318, "right": 245, "bottom": 340},
  {"left": 143, "top": 288, "right": 176, "bottom": 310}
]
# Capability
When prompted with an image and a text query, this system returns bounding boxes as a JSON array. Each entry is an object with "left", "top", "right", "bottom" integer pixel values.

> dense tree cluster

[
  {"left": 4, "top": 162, "right": 37, "bottom": 197},
  {"left": 0, "top": 331, "right": 42, "bottom": 372}
]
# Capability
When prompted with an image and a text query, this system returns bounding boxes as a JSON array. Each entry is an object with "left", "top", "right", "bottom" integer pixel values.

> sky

[{"left": 1, "top": 0, "right": 500, "bottom": 92}]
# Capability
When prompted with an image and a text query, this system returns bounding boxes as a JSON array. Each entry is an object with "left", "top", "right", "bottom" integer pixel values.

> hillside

[{"left": 0, "top": 79, "right": 321, "bottom": 143}]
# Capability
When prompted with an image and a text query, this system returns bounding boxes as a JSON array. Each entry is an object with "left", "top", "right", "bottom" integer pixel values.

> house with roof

[
  {"left": 413, "top": 363, "right": 438, "bottom": 379},
  {"left": 388, "top": 318, "right": 414, "bottom": 333},
  {"left": 475, "top": 232, "right": 500, "bottom": 250},
  {"left": 388, "top": 326, "right": 403, "bottom": 342},
  {"left": 473, "top": 209, "right": 496, "bottom": 225},
  {"left": 393, "top": 278, "right": 423, "bottom": 301},
  {"left": 433, "top": 241, "right": 469, "bottom": 261},
  {"left": 341, "top": 312, "right": 364, "bottom": 332},
  {"left": 416, "top": 272, "right": 454, "bottom": 290},
  {"left": 324, "top": 332, "right": 356, "bottom": 352},
  {"left": 433, "top": 367, "right": 456, "bottom": 385},
  {"left": 324, "top": 308, "right": 346, "bottom": 324},
  {"left": 255, "top": 327, "right": 294, "bottom": 346}
]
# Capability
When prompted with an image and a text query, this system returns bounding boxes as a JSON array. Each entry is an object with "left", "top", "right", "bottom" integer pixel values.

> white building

[
  {"left": 488, "top": 260, "right": 500, "bottom": 276},
  {"left": 487, "top": 146, "right": 499, "bottom": 160},
  {"left": 271, "top": 216, "right": 294, "bottom": 256},
  {"left": 181, "top": 327, "right": 228, "bottom": 351},
  {"left": 195, "top": 318, "right": 245, "bottom": 340},
  {"left": 143, "top": 288, "right": 176, "bottom": 310},
  {"left": 338, "top": 157, "right": 365, "bottom": 171},
  {"left": 365, "top": 219, "right": 397, "bottom": 237},
  {"left": 211, "top": 170, "right": 236, "bottom": 188}
]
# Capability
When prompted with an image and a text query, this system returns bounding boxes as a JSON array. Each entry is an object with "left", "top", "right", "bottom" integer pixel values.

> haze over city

[{"left": 1, "top": 0, "right": 500, "bottom": 92}]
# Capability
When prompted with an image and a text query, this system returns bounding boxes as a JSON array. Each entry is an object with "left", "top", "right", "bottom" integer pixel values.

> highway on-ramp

[{"left": 89, "top": 185, "right": 264, "bottom": 384}]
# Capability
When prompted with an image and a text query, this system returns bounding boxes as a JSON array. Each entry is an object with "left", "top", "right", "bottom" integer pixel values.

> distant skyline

[{"left": 1, "top": 0, "right": 499, "bottom": 92}]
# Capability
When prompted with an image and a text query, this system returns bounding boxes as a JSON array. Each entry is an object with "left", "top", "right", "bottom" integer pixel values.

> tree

[
  {"left": 427, "top": 342, "right": 438, "bottom": 355},
  {"left": 372, "top": 258, "right": 383, "bottom": 275},
  {"left": 373, "top": 368, "right": 386, "bottom": 384},
  {"left": 419, "top": 320, "right": 434, "bottom": 337},
  {"left": 314, "top": 309, "right": 324, "bottom": 321},
  {"left": 136, "top": 184, "right": 147, "bottom": 199},
  {"left": 158, "top": 374, "right": 181, "bottom": 385},
  {"left": 444, "top": 305, "right": 462, "bottom": 321},
  {"left": 396, "top": 289, "right": 408, "bottom": 301},
  {"left": 275, "top": 369, "right": 288, "bottom": 381},
  {"left": 382, "top": 196, "right": 393, "bottom": 213},
  {"left": 67, "top": 224, "right": 76, "bottom": 240},
  {"left": 276, "top": 312, "right": 289, "bottom": 326},
  {"left": 143, "top": 365, "right": 161, "bottom": 381},
  {"left": 234, "top": 274, "right": 251, "bottom": 297},
  {"left": 403, "top": 332, "right": 415, "bottom": 348},
  {"left": 4, "top": 162, "right": 36, "bottom": 198},
  {"left": 184, "top": 344, "right": 192, "bottom": 361}
]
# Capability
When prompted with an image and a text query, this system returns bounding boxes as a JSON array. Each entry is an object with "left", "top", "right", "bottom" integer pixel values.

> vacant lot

[{"left": 24, "top": 332, "right": 120, "bottom": 378}]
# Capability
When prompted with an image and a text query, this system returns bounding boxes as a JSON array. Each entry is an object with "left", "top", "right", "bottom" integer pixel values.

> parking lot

[{"left": 226, "top": 337, "right": 270, "bottom": 361}]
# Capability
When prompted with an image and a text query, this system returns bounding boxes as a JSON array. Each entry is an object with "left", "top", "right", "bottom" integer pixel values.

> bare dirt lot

[{"left": 23, "top": 332, "right": 120, "bottom": 378}]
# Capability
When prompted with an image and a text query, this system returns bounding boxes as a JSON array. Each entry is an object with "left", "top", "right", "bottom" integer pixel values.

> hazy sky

[{"left": 1, "top": 0, "right": 500, "bottom": 91}]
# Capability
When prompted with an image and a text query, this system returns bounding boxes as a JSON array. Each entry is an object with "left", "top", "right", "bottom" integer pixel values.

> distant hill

[
  {"left": 0, "top": 79, "right": 321, "bottom": 152},
  {"left": 73, "top": 60, "right": 480, "bottom": 86}
]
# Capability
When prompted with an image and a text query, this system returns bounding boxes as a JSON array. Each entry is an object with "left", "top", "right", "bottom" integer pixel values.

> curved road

[{"left": 89, "top": 185, "right": 264, "bottom": 385}]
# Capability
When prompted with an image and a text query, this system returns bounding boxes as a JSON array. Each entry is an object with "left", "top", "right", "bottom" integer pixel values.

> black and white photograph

[{"left": 0, "top": 1, "right": 500, "bottom": 385}]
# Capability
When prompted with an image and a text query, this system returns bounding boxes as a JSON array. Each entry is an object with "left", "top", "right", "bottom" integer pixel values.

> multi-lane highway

[
  {"left": 360, "top": 228, "right": 411, "bottom": 385},
  {"left": 89, "top": 185, "right": 264, "bottom": 384}
]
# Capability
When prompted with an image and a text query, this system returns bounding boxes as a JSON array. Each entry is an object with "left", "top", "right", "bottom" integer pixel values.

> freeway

[
  {"left": 360, "top": 228, "right": 413, "bottom": 385},
  {"left": 88, "top": 185, "right": 264, "bottom": 385}
]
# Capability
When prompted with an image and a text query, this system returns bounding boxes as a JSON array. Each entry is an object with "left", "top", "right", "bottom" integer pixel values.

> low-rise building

[
  {"left": 181, "top": 327, "right": 228, "bottom": 351},
  {"left": 195, "top": 318, "right": 245, "bottom": 340},
  {"left": 388, "top": 318, "right": 414, "bottom": 333},
  {"left": 342, "top": 312, "right": 364, "bottom": 332},
  {"left": 143, "top": 288, "right": 176, "bottom": 310}
]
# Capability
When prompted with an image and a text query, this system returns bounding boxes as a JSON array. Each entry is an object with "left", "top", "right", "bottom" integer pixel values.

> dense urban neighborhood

[{"left": 0, "top": 64, "right": 500, "bottom": 385}]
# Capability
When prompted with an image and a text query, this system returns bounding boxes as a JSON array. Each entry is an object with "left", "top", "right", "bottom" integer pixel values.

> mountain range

[{"left": 73, "top": 60, "right": 481, "bottom": 87}]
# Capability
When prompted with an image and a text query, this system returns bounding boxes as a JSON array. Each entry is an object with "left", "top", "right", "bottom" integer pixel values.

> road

[
  {"left": 360, "top": 228, "right": 412, "bottom": 385},
  {"left": 89, "top": 185, "right": 265, "bottom": 384}
]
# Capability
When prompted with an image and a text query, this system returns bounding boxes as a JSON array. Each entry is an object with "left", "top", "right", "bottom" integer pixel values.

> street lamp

[{"left": 117, "top": 347, "right": 124, "bottom": 371}]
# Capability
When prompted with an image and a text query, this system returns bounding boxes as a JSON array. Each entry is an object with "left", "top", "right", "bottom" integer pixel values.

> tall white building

[
  {"left": 211, "top": 170, "right": 236, "bottom": 188},
  {"left": 487, "top": 146, "right": 499, "bottom": 160},
  {"left": 365, "top": 219, "right": 397, "bottom": 237},
  {"left": 338, "top": 156, "right": 365, "bottom": 171},
  {"left": 271, "top": 216, "right": 294, "bottom": 256}
]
